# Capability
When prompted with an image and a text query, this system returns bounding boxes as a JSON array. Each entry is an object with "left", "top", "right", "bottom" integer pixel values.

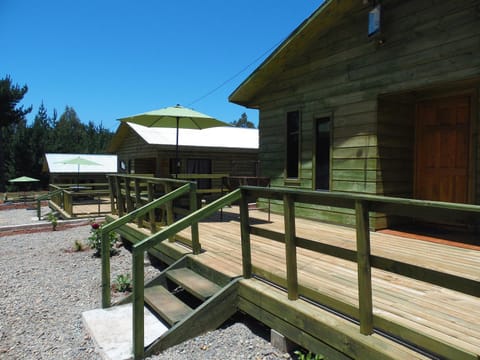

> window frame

[
  {"left": 284, "top": 110, "right": 302, "bottom": 185},
  {"left": 313, "top": 114, "right": 333, "bottom": 191}
]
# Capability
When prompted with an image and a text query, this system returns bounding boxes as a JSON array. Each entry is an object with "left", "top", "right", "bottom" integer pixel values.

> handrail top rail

[
  {"left": 241, "top": 185, "right": 480, "bottom": 213},
  {"left": 107, "top": 173, "right": 190, "bottom": 185},
  {"left": 102, "top": 183, "right": 192, "bottom": 234},
  {"left": 132, "top": 188, "right": 242, "bottom": 254},
  {"left": 37, "top": 188, "right": 64, "bottom": 201}
]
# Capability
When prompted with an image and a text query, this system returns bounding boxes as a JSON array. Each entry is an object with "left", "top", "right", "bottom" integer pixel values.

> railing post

[
  {"left": 284, "top": 194, "right": 298, "bottom": 300},
  {"left": 189, "top": 182, "right": 201, "bottom": 254},
  {"left": 124, "top": 177, "right": 134, "bottom": 213},
  {"left": 148, "top": 182, "right": 156, "bottom": 233},
  {"left": 37, "top": 199, "right": 41, "bottom": 220},
  {"left": 355, "top": 199, "right": 374, "bottom": 335},
  {"left": 108, "top": 176, "right": 116, "bottom": 215},
  {"left": 115, "top": 176, "right": 124, "bottom": 217},
  {"left": 101, "top": 230, "right": 111, "bottom": 308},
  {"left": 239, "top": 188, "right": 252, "bottom": 278},
  {"left": 132, "top": 250, "right": 145, "bottom": 360},
  {"left": 165, "top": 183, "right": 174, "bottom": 226},
  {"left": 65, "top": 192, "right": 73, "bottom": 216},
  {"left": 134, "top": 178, "right": 143, "bottom": 227}
]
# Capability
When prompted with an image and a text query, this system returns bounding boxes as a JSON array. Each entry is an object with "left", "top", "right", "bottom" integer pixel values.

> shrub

[
  {"left": 113, "top": 274, "right": 132, "bottom": 292},
  {"left": 87, "top": 222, "right": 118, "bottom": 257},
  {"left": 73, "top": 240, "right": 85, "bottom": 252},
  {"left": 294, "top": 350, "right": 324, "bottom": 360}
]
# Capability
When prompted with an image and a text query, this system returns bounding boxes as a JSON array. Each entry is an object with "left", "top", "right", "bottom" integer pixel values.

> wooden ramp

[{"left": 110, "top": 206, "right": 480, "bottom": 359}]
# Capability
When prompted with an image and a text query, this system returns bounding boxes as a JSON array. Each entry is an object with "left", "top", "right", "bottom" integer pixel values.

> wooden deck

[{"left": 172, "top": 206, "right": 480, "bottom": 358}]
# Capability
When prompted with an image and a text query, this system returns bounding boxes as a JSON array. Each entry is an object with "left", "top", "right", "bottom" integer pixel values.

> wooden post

[
  {"left": 37, "top": 199, "right": 41, "bottom": 220},
  {"left": 239, "top": 188, "right": 252, "bottom": 278},
  {"left": 284, "top": 194, "right": 298, "bottom": 300},
  {"left": 65, "top": 192, "right": 73, "bottom": 216},
  {"left": 134, "top": 178, "right": 143, "bottom": 227},
  {"left": 355, "top": 200, "right": 374, "bottom": 335},
  {"left": 132, "top": 250, "right": 144, "bottom": 360},
  {"left": 165, "top": 183, "right": 174, "bottom": 226},
  {"left": 101, "top": 230, "right": 111, "bottom": 308},
  {"left": 189, "top": 182, "right": 201, "bottom": 254},
  {"left": 148, "top": 182, "right": 156, "bottom": 233},
  {"left": 108, "top": 176, "right": 116, "bottom": 215},
  {"left": 124, "top": 178, "right": 134, "bottom": 213},
  {"left": 115, "top": 176, "right": 124, "bottom": 217}
]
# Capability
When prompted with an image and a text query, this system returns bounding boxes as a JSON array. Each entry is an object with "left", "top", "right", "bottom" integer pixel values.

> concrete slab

[{"left": 82, "top": 304, "right": 168, "bottom": 360}]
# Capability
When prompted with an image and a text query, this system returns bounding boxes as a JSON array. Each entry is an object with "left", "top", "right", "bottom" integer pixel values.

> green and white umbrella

[
  {"left": 9, "top": 176, "right": 40, "bottom": 183},
  {"left": 9, "top": 176, "right": 40, "bottom": 201},
  {"left": 119, "top": 104, "right": 229, "bottom": 177},
  {"left": 57, "top": 156, "right": 101, "bottom": 189}
]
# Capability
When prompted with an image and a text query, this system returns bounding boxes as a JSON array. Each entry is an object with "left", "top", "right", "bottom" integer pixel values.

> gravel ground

[{"left": 0, "top": 208, "right": 293, "bottom": 359}]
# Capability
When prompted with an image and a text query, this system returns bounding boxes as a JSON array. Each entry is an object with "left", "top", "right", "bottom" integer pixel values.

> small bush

[
  {"left": 113, "top": 274, "right": 132, "bottom": 292},
  {"left": 46, "top": 213, "right": 58, "bottom": 231},
  {"left": 294, "top": 350, "right": 324, "bottom": 360},
  {"left": 73, "top": 240, "right": 85, "bottom": 252},
  {"left": 87, "top": 222, "right": 118, "bottom": 257}
]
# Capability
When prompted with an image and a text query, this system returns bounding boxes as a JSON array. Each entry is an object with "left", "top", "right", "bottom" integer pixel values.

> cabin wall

[
  {"left": 115, "top": 127, "right": 259, "bottom": 184},
  {"left": 256, "top": 0, "right": 480, "bottom": 229}
]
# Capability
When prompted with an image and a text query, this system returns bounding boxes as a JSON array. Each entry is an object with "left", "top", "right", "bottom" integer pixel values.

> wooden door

[{"left": 414, "top": 96, "right": 470, "bottom": 203}]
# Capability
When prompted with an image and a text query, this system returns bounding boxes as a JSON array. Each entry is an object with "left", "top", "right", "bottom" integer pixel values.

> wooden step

[
  {"left": 166, "top": 268, "right": 221, "bottom": 301},
  {"left": 144, "top": 285, "right": 193, "bottom": 326}
]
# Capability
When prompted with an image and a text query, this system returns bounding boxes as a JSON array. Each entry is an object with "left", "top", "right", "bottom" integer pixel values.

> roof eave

[{"left": 229, "top": 0, "right": 354, "bottom": 107}]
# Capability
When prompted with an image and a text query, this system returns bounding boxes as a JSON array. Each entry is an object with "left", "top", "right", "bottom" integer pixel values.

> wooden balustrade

[{"left": 97, "top": 175, "right": 480, "bottom": 359}]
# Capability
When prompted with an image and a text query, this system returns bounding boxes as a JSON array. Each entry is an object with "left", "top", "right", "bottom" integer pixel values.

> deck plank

[{"left": 176, "top": 207, "right": 480, "bottom": 357}]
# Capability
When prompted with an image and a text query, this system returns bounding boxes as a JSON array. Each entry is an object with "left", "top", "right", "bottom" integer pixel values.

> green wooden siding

[
  {"left": 250, "top": 0, "right": 480, "bottom": 229},
  {"left": 115, "top": 127, "right": 259, "bottom": 181}
]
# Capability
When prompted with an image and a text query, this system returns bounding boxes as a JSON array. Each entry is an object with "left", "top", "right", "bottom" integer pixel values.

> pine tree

[{"left": 0, "top": 75, "right": 32, "bottom": 191}]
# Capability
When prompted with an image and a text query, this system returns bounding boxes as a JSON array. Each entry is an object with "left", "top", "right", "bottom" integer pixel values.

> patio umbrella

[
  {"left": 118, "top": 104, "right": 229, "bottom": 177},
  {"left": 57, "top": 156, "right": 101, "bottom": 189},
  {"left": 9, "top": 176, "right": 40, "bottom": 202}
]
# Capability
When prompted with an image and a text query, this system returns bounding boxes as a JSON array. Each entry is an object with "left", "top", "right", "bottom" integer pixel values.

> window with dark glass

[
  {"left": 187, "top": 159, "right": 212, "bottom": 189},
  {"left": 315, "top": 117, "right": 330, "bottom": 190},
  {"left": 286, "top": 111, "right": 300, "bottom": 179}
]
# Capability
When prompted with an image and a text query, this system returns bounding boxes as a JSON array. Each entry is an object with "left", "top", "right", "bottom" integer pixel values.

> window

[
  {"left": 286, "top": 111, "right": 300, "bottom": 179},
  {"left": 187, "top": 159, "right": 212, "bottom": 189},
  {"left": 315, "top": 117, "right": 331, "bottom": 190}
]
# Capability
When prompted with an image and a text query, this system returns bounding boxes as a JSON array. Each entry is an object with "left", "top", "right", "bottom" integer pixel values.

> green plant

[
  {"left": 294, "top": 350, "right": 324, "bottom": 360},
  {"left": 73, "top": 240, "right": 85, "bottom": 252},
  {"left": 46, "top": 213, "right": 58, "bottom": 231},
  {"left": 114, "top": 274, "right": 132, "bottom": 292},
  {"left": 87, "top": 222, "right": 118, "bottom": 257}
]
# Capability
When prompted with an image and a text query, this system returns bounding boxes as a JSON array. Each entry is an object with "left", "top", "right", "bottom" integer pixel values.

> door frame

[{"left": 413, "top": 90, "right": 476, "bottom": 204}]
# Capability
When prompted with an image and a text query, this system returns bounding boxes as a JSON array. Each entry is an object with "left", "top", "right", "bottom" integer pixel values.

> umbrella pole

[{"left": 175, "top": 117, "right": 179, "bottom": 179}]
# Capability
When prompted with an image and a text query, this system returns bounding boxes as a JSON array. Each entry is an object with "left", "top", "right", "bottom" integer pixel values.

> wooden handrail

[
  {"left": 131, "top": 189, "right": 242, "bottom": 359},
  {"left": 36, "top": 188, "right": 63, "bottom": 220},
  {"left": 101, "top": 183, "right": 194, "bottom": 308},
  {"left": 238, "top": 186, "right": 480, "bottom": 360},
  {"left": 100, "top": 177, "right": 480, "bottom": 359}
]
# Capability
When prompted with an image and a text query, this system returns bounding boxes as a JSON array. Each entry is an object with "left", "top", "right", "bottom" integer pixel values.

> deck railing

[
  {"left": 238, "top": 186, "right": 480, "bottom": 359},
  {"left": 100, "top": 180, "right": 480, "bottom": 359},
  {"left": 101, "top": 180, "right": 242, "bottom": 359},
  {"left": 46, "top": 183, "right": 111, "bottom": 218},
  {"left": 36, "top": 188, "right": 64, "bottom": 220}
]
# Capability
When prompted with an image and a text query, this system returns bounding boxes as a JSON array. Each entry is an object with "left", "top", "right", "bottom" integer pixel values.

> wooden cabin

[
  {"left": 229, "top": 0, "right": 480, "bottom": 230},
  {"left": 43, "top": 153, "right": 117, "bottom": 185},
  {"left": 107, "top": 122, "right": 259, "bottom": 189}
]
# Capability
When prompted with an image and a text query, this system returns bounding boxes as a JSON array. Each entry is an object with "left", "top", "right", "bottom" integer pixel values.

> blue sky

[{"left": 0, "top": 1, "right": 322, "bottom": 131}]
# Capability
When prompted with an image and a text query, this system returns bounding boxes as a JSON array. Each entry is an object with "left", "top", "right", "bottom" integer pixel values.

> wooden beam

[
  {"left": 239, "top": 189, "right": 252, "bottom": 278},
  {"left": 284, "top": 193, "right": 298, "bottom": 300},
  {"left": 355, "top": 200, "right": 373, "bottom": 335}
]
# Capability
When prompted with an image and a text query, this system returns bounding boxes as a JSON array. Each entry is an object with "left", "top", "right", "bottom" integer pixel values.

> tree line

[
  {"left": 0, "top": 75, "right": 114, "bottom": 192},
  {"left": 0, "top": 75, "right": 256, "bottom": 193}
]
